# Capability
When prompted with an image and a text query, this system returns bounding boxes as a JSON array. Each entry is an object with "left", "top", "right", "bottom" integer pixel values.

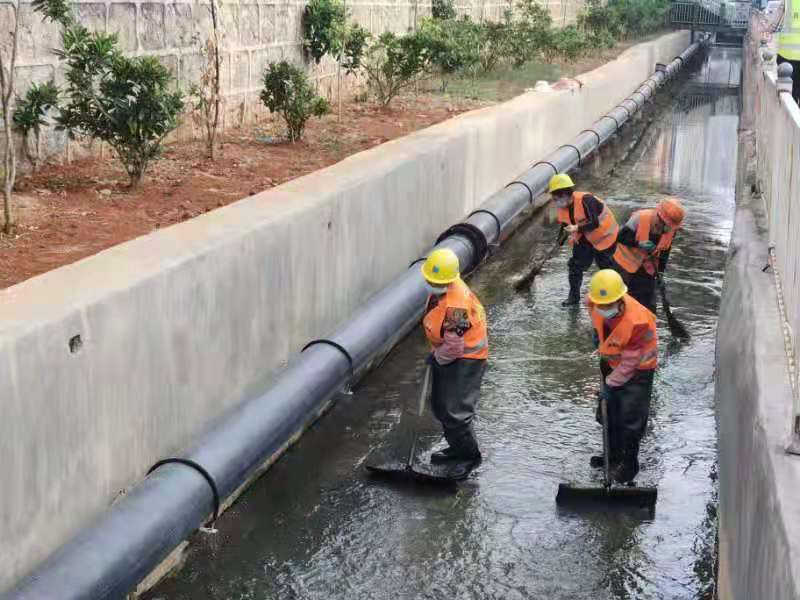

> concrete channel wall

[
  {"left": 715, "top": 16, "right": 800, "bottom": 600},
  {"left": 0, "top": 31, "right": 690, "bottom": 592}
]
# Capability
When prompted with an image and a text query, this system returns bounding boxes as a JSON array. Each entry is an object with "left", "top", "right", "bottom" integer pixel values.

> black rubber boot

[
  {"left": 430, "top": 446, "right": 460, "bottom": 464},
  {"left": 561, "top": 293, "right": 580, "bottom": 307},
  {"left": 589, "top": 455, "right": 604, "bottom": 469}
]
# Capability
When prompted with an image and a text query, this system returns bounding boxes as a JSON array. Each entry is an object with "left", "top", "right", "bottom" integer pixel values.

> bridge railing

[
  {"left": 745, "top": 12, "right": 800, "bottom": 450},
  {"left": 670, "top": 0, "right": 750, "bottom": 30}
]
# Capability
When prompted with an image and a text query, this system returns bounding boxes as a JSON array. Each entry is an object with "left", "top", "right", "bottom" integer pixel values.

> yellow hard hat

[
  {"left": 588, "top": 269, "right": 628, "bottom": 304},
  {"left": 421, "top": 248, "right": 460, "bottom": 285},
  {"left": 548, "top": 173, "right": 575, "bottom": 193}
]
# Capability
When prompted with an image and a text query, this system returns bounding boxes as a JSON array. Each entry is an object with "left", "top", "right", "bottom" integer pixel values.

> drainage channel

[{"left": 145, "top": 46, "right": 740, "bottom": 600}]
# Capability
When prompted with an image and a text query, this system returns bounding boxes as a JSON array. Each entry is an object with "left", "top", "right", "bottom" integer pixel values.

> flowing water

[{"left": 147, "top": 46, "right": 741, "bottom": 600}]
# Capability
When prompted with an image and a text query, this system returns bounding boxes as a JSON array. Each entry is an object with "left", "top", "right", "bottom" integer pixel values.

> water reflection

[{"left": 147, "top": 47, "right": 740, "bottom": 600}]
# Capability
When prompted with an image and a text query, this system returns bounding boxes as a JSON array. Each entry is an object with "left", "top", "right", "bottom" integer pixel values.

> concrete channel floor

[{"left": 145, "top": 47, "right": 741, "bottom": 600}]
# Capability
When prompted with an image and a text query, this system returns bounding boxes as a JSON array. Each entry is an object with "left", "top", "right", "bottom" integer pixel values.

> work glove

[
  {"left": 425, "top": 353, "right": 437, "bottom": 367},
  {"left": 638, "top": 240, "right": 656, "bottom": 253},
  {"left": 565, "top": 224, "right": 579, "bottom": 234}
]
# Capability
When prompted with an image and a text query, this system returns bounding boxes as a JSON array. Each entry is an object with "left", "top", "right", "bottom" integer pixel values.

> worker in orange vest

[
  {"left": 613, "top": 198, "right": 686, "bottom": 313},
  {"left": 587, "top": 269, "right": 657, "bottom": 484},
  {"left": 549, "top": 173, "right": 619, "bottom": 306},
  {"left": 421, "top": 248, "right": 488, "bottom": 475}
]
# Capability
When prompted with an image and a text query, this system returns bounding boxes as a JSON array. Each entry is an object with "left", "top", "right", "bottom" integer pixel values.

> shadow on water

[{"left": 146, "top": 47, "right": 740, "bottom": 600}]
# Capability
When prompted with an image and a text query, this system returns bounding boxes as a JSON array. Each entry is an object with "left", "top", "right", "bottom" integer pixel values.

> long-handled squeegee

[
  {"left": 556, "top": 393, "right": 658, "bottom": 515},
  {"left": 365, "top": 364, "right": 472, "bottom": 484}
]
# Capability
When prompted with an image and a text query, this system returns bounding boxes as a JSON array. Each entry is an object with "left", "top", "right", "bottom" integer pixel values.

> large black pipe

[{"left": 5, "top": 40, "right": 704, "bottom": 600}]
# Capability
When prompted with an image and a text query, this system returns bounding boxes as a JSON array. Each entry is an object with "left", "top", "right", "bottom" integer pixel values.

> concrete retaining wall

[
  {"left": 0, "top": 30, "right": 689, "bottom": 592},
  {"left": 715, "top": 17, "right": 800, "bottom": 600},
  {"left": 715, "top": 197, "right": 800, "bottom": 600}
]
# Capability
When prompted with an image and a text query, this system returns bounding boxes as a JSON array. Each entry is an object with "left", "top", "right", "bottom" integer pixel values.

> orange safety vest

[
  {"left": 556, "top": 192, "right": 619, "bottom": 251},
  {"left": 590, "top": 295, "right": 658, "bottom": 371},
  {"left": 423, "top": 278, "right": 489, "bottom": 360},
  {"left": 613, "top": 209, "right": 675, "bottom": 275}
]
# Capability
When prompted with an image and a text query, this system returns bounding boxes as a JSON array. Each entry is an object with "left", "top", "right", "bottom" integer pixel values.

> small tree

[
  {"left": 33, "top": 0, "right": 184, "bottom": 187},
  {"left": 260, "top": 61, "right": 329, "bottom": 142},
  {"left": 362, "top": 32, "right": 428, "bottom": 106},
  {"left": 189, "top": 0, "right": 223, "bottom": 159},
  {"left": 14, "top": 81, "right": 59, "bottom": 172},
  {"left": 418, "top": 17, "right": 481, "bottom": 92},
  {"left": 0, "top": 0, "right": 21, "bottom": 234}
]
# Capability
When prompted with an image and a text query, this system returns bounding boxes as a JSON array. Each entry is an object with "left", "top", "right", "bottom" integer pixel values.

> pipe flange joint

[
  {"left": 301, "top": 339, "right": 355, "bottom": 381},
  {"left": 436, "top": 222, "right": 490, "bottom": 272},
  {"left": 504, "top": 180, "right": 534, "bottom": 205},
  {"left": 147, "top": 458, "right": 221, "bottom": 526}
]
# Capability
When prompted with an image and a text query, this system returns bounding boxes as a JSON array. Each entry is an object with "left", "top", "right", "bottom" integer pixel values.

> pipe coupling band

[
  {"left": 559, "top": 144, "right": 583, "bottom": 165},
  {"left": 148, "top": 458, "right": 221, "bottom": 525},
  {"left": 602, "top": 114, "right": 620, "bottom": 130},
  {"left": 531, "top": 160, "right": 558, "bottom": 175},
  {"left": 504, "top": 180, "right": 534, "bottom": 205},
  {"left": 436, "top": 222, "right": 490, "bottom": 272},
  {"left": 579, "top": 129, "right": 602, "bottom": 147},
  {"left": 301, "top": 339, "right": 355, "bottom": 379}
]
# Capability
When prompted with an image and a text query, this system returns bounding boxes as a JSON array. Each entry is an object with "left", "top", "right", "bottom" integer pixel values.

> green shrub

[
  {"left": 502, "top": 0, "right": 553, "bottom": 68},
  {"left": 303, "top": 0, "right": 370, "bottom": 73},
  {"left": 546, "top": 25, "right": 588, "bottom": 64},
  {"left": 303, "top": 0, "right": 345, "bottom": 63},
  {"left": 261, "top": 60, "right": 330, "bottom": 142},
  {"left": 418, "top": 17, "right": 481, "bottom": 90},
  {"left": 432, "top": 0, "right": 457, "bottom": 20},
  {"left": 13, "top": 80, "right": 59, "bottom": 171},
  {"left": 478, "top": 21, "right": 513, "bottom": 72},
  {"left": 33, "top": 0, "right": 183, "bottom": 187},
  {"left": 362, "top": 31, "right": 429, "bottom": 106}
]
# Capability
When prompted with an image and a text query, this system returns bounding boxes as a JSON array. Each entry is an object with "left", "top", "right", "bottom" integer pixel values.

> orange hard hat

[{"left": 657, "top": 197, "right": 685, "bottom": 228}]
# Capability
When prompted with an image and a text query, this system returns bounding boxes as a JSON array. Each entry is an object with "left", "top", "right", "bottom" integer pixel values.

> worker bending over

[
  {"left": 421, "top": 248, "right": 488, "bottom": 474},
  {"left": 613, "top": 198, "right": 685, "bottom": 312},
  {"left": 549, "top": 173, "right": 619, "bottom": 306},
  {"left": 587, "top": 269, "right": 657, "bottom": 484}
]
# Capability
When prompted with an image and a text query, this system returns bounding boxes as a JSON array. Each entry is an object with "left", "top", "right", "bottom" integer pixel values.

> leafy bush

[
  {"left": 418, "top": 17, "right": 481, "bottom": 90},
  {"left": 478, "top": 21, "right": 513, "bottom": 72},
  {"left": 260, "top": 61, "right": 330, "bottom": 141},
  {"left": 55, "top": 28, "right": 184, "bottom": 186},
  {"left": 362, "top": 32, "right": 428, "bottom": 106},
  {"left": 303, "top": 0, "right": 369, "bottom": 73},
  {"left": 303, "top": 0, "right": 345, "bottom": 63},
  {"left": 432, "top": 0, "right": 457, "bottom": 20},
  {"left": 13, "top": 80, "right": 59, "bottom": 171},
  {"left": 502, "top": 0, "right": 553, "bottom": 67},
  {"left": 33, "top": 0, "right": 184, "bottom": 187},
  {"left": 546, "top": 25, "right": 588, "bottom": 64}
]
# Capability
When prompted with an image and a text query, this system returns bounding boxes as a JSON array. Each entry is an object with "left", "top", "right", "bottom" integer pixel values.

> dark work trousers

[
  {"left": 568, "top": 238, "right": 616, "bottom": 300},
  {"left": 599, "top": 361, "right": 655, "bottom": 481},
  {"left": 430, "top": 358, "right": 487, "bottom": 458},
  {"left": 618, "top": 266, "right": 657, "bottom": 314}
]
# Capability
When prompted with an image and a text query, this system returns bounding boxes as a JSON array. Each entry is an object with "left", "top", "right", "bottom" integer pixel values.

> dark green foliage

[
  {"left": 13, "top": 81, "right": 58, "bottom": 136},
  {"left": 432, "top": 0, "right": 457, "bottom": 20},
  {"left": 363, "top": 31, "right": 429, "bottom": 105},
  {"left": 261, "top": 60, "right": 330, "bottom": 141},
  {"left": 303, "top": 0, "right": 370, "bottom": 72}
]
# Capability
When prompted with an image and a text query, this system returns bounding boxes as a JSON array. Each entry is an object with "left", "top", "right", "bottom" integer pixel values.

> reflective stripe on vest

[
  {"left": 556, "top": 192, "right": 619, "bottom": 251},
  {"left": 613, "top": 209, "right": 675, "bottom": 275},
  {"left": 590, "top": 295, "right": 658, "bottom": 371},
  {"left": 423, "top": 278, "right": 489, "bottom": 360}
]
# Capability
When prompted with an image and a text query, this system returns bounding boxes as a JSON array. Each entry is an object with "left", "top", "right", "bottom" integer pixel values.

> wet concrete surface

[{"left": 146, "top": 47, "right": 741, "bottom": 600}]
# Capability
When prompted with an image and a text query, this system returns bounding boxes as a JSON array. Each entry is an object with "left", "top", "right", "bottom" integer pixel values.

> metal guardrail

[{"left": 670, "top": 0, "right": 750, "bottom": 31}]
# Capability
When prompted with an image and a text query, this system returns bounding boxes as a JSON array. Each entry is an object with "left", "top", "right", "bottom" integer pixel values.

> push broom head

[{"left": 556, "top": 482, "right": 658, "bottom": 518}]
